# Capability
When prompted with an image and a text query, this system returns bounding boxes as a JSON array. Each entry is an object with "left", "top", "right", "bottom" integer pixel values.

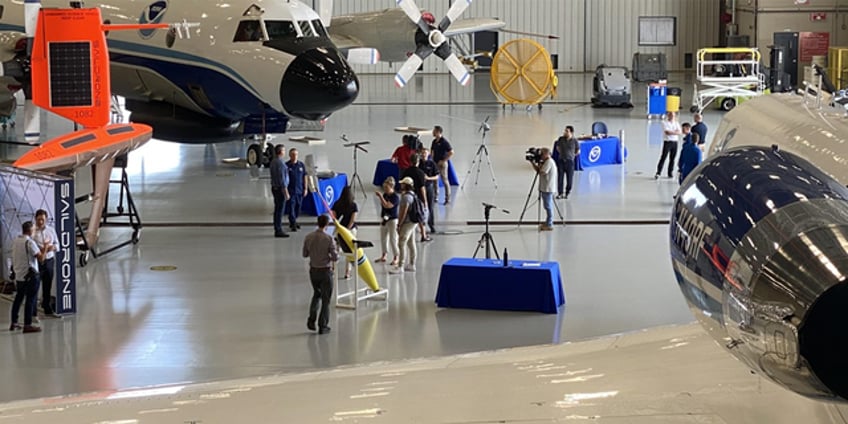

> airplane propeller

[{"left": 394, "top": 0, "right": 472, "bottom": 88}]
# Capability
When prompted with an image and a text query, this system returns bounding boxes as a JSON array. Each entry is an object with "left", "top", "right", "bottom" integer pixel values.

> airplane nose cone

[{"left": 281, "top": 48, "right": 359, "bottom": 121}]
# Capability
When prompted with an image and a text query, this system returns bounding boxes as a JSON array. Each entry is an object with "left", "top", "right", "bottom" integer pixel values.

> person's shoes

[
  {"left": 420, "top": 236, "right": 432, "bottom": 242},
  {"left": 444, "top": 199, "right": 450, "bottom": 205},
  {"left": 539, "top": 225, "right": 554, "bottom": 231},
  {"left": 275, "top": 232, "right": 290, "bottom": 238},
  {"left": 389, "top": 266, "right": 404, "bottom": 274},
  {"left": 9, "top": 323, "right": 21, "bottom": 331},
  {"left": 654, "top": 174, "right": 660, "bottom": 180},
  {"left": 45, "top": 313, "right": 61, "bottom": 319},
  {"left": 296, "top": 224, "right": 301, "bottom": 229},
  {"left": 565, "top": 192, "right": 570, "bottom": 199},
  {"left": 23, "top": 325, "right": 41, "bottom": 333},
  {"left": 343, "top": 273, "right": 351, "bottom": 280},
  {"left": 318, "top": 327, "right": 331, "bottom": 335},
  {"left": 404, "top": 264, "right": 416, "bottom": 272},
  {"left": 32, "top": 317, "right": 39, "bottom": 324},
  {"left": 289, "top": 226, "right": 298, "bottom": 232},
  {"left": 667, "top": 174, "right": 674, "bottom": 179},
  {"left": 375, "top": 257, "right": 387, "bottom": 263},
  {"left": 429, "top": 227, "right": 436, "bottom": 233},
  {"left": 307, "top": 320, "right": 316, "bottom": 331}
]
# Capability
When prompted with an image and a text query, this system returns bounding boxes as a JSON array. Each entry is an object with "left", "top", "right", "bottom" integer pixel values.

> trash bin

[
  {"left": 647, "top": 83, "right": 667, "bottom": 117},
  {"left": 666, "top": 87, "right": 682, "bottom": 112}
]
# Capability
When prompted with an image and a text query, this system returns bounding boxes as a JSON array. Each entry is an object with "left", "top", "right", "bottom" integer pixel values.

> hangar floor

[{"left": 0, "top": 73, "right": 712, "bottom": 403}]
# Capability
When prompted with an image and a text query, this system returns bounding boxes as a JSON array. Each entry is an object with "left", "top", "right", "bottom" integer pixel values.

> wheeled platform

[{"left": 691, "top": 48, "right": 765, "bottom": 113}]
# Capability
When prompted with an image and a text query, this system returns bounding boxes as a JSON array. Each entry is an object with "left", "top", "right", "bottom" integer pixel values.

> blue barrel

[{"left": 648, "top": 85, "right": 667, "bottom": 115}]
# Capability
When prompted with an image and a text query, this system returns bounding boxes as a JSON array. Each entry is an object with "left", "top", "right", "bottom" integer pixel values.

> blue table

[
  {"left": 301, "top": 173, "right": 348, "bottom": 216},
  {"left": 575, "top": 137, "right": 624, "bottom": 171},
  {"left": 435, "top": 258, "right": 565, "bottom": 314},
  {"left": 372, "top": 159, "right": 459, "bottom": 187}
]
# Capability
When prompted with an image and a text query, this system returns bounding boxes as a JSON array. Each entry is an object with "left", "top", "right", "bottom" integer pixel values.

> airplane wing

[
  {"left": 443, "top": 17, "right": 507, "bottom": 37},
  {"left": 0, "top": 323, "right": 843, "bottom": 422},
  {"left": 329, "top": 33, "right": 364, "bottom": 51}
]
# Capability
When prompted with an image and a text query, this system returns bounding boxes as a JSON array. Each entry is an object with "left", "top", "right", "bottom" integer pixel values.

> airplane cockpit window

[
  {"left": 233, "top": 20, "right": 262, "bottom": 42},
  {"left": 311, "top": 20, "right": 328, "bottom": 37},
  {"left": 265, "top": 21, "right": 298, "bottom": 40},
  {"left": 298, "top": 20, "right": 315, "bottom": 37}
]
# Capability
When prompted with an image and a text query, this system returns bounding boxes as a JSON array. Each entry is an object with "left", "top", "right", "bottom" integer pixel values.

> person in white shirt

[
  {"left": 9, "top": 221, "right": 46, "bottom": 333},
  {"left": 656, "top": 111, "right": 682, "bottom": 179},
  {"left": 32, "top": 209, "right": 60, "bottom": 318},
  {"left": 532, "top": 148, "right": 557, "bottom": 231}
]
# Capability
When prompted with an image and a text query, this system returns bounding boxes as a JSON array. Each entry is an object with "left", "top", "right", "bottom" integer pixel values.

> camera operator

[{"left": 531, "top": 147, "right": 557, "bottom": 231}]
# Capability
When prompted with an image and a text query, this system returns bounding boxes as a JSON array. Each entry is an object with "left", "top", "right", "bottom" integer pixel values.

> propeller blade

[
  {"left": 442, "top": 53, "right": 471, "bottom": 86},
  {"left": 396, "top": 0, "right": 422, "bottom": 25},
  {"left": 440, "top": 0, "right": 472, "bottom": 32},
  {"left": 24, "top": 0, "right": 40, "bottom": 54},
  {"left": 24, "top": 99, "right": 39, "bottom": 143},
  {"left": 394, "top": 54, "right": 424, "bottom": 88}
]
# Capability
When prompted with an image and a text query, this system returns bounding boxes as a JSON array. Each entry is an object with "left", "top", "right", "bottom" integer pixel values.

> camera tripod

[
  {"left": 518, "top": 171, "right": 564, "bottom": 227},
  {"left": 461, "top": 116, "right": 498, "bottom": 190},
  {"left": 473, "top": 202, "right": 509, "bottom": 259},
  {"left": 342, "top": 134, "right": 370, "bottom": 200}
]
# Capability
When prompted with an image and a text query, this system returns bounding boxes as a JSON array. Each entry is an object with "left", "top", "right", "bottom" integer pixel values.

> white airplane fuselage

[{"left": 0, "top": 0, "right": 360, "bottom": 140}]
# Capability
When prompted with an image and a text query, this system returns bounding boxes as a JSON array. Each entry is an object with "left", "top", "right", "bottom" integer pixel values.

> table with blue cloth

[
  {"left": 435, "top": 257, "right": 565, "bottom": 314},
  {"left": 372, "top": 159, "right": 459, "bottom": 187},
  {"left": 574, "top": 136, "right": 624, "bottom": 171},
  {"left": 301, "top": 173, "right": 348, "bottom": 216}
]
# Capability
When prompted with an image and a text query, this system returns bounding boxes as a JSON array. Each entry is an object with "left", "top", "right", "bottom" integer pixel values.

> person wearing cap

[{"left": 390, "top": 177, "right": 419, "bottom": 274}]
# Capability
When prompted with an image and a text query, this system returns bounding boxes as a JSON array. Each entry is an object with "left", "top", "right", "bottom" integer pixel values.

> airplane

[{"left": 0, "top": 0, "right": 361, "bottom": 166}]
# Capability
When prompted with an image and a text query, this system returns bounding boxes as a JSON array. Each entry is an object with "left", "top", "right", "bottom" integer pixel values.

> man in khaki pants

[{"left": 430, "top": 126, "right": 454, "bottom": 205}]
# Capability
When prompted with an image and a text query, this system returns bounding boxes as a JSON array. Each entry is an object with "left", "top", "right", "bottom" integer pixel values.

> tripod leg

[
  {"left": 553, "top": 194, "right": 565, "bottom": 225},
  {"left": 486, "top": 233, "right": 500, "bottom": 260},
  {"left": 354, "top": 173, "right": 368, "bottom": 200},
  {"left": 461, "top": 144, "right": 485, "bottom": 190},
  {"left": 517, "top": 173, "right": 539, "bottom": 226},
  {"left": 473, "top": 233, "right": 486, "bottom": 258},
  {"left": 481, "top": 145, "right": 498, "bottom": 189}
]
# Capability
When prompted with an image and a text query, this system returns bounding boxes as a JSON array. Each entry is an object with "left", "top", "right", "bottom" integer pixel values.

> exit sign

[{"left": 811, "top": 12, "right": 827, "bottom": 21}]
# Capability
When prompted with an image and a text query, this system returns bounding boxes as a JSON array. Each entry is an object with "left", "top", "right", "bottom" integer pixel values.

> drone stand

[
  {"left": 343, "top": 137, "right": 370, "bottom": 201},
  {"left": 335, "top": 239, "right": 388, "bottom": 310},
  {"left": 518, "top": 172, "right": 564, "bottom": 227},
  {"left": 461, "top": 118, "right": 498, "bottom": 190}
]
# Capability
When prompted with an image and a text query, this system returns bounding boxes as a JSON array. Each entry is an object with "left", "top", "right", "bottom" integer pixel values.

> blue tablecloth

[
  {"left": 435, "top": 258, "right": 565, "bottom": 314},
  {"left": 575, "top": 137, "right": 624, "bottom": 171},
  {"left": 372, "top": 159, "right": 459, "bottom": 187},
  {"left": 301, "top": 173, "right": 348, "bottom": 216}
]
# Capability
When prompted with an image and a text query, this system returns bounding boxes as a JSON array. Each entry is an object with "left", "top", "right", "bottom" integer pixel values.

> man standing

[
  {"left": 270, "top": 144, "right": 290, "bottom": 238},
  {"left": 286, "top": 148, "right": 308, "bottom": 232},
  {"left": 418, "top": 147, "right": 439, "bottom": 235},
  {"left": 430, "top": 126, "right": 454, "bottom": 205},
  {"left": 532, "top": 148, "right": 557, "bottom": 231},
  {"left": 302, "top": 215, "right": 338, "bottom": 335},
  {"left": 656, "top": 111, "right": 682, "bottom": 179},
  {"left": 10, "top": 221, "right": 45, "bottom": 333},
  {"left": 553, "top": 126, "right": 579, "bottom": 199},
  {"left": 32, "top": 209, "right": 60, "bottom": 318},
  {"left": 678, "top": 123, "right": 703, "bottom": 184},
  {"left": 691, "top": 113, "right": 708, "bottom": 150}
]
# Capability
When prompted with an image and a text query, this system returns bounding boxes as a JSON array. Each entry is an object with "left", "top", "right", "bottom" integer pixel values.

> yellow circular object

[{"left": 490, "top": 39, "right": 554, "bottom": 105}]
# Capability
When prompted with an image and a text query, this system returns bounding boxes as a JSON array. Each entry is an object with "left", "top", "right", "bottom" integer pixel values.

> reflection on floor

[{"left": 0, "top": 73, "right": 707, "bottom": 403}]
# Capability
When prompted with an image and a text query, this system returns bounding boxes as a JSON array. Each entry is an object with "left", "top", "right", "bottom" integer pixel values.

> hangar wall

[
  {"left": 323, "top": 0, "right": 719, "bottom": 74},
  {"left": 735, "top": 0, "right": 848, "bottom": 49}
]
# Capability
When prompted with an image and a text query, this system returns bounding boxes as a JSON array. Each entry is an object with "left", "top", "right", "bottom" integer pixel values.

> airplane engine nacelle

[{"left": 671, "top": 145, "right": 848, "bottom": 402}]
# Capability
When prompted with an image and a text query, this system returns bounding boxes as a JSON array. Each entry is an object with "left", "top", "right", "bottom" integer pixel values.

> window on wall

[{"left": 639, "top": 17, "right": 676, "bottom": 46}]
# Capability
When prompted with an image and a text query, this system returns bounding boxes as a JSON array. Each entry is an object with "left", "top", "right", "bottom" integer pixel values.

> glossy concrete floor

[{"left": 0, "top": 73, "right": 711, "bottom": 403}]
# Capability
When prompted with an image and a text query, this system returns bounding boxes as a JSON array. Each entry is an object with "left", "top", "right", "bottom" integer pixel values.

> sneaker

[
  {"left": 404, "top": 264, "right": 416, "bottom": 272},
  {"left": 307, "top": 320, "right": 316, "bottom": 331},
  {"left": 654, "top": 174, "right": 659, "bottom": 180},
  {"left": 318, "top": 327, "right": 331, "bottom": 335},
  {"left": 539, "top": 225, "right": 554, "bottom": 231},
  {"left": 32, "top": 317, "right": 40, "bottom": 324},
  {"left": 9, "top": 323, "right": 21, "bottom": 331},
  {"left": 388, "top": 266, "right": 404, "bottom": 274},
  {"left": 45, "top": 313, "right": 62, "bottom": 319},
  {"left": 23, "top": 325, "right": 41, "bottom": 333}
]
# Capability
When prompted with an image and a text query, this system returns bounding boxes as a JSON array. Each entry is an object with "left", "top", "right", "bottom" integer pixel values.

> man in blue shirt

[
  {"left": 286, "top": 148, "right": 308, "bottom": 232},
  {"left": 430, "top": 126, "right": 454, "bottom": 205},
  {"left": 270, "top": 144, "right": 290, "bottom": 238},
  {"left": 678, "top": 123, "right": 702, "bottom": 184},
  {"left": 691, "top": 113, "right": 708, "bottom": 150}
]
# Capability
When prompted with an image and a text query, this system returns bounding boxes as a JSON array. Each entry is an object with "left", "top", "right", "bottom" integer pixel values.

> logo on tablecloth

[
  {"left": 324, "top": 185, "right": 334, "bottom": 203},
  {"left": 589, "top": 145, "right": 602, "bottom": 163}
]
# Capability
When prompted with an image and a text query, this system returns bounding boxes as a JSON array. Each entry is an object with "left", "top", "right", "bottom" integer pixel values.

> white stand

[{"left": 335, "top": 239, "right": 389, "bottom": 310}]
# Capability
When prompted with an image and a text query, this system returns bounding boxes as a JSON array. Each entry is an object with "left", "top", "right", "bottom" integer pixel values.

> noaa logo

[
  {"left": 138, "top": 1, "right": 168, "bottom": 39},
  {"left": 324, "top": 185, "right": 335, "bottom": 203},
  {"left": 589, "top": 146, "right": 602, "bottom": 163}
]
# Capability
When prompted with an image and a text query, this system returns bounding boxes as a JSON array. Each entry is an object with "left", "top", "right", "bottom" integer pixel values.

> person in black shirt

[
  {"left": 430, "top": 125, "right": 454, "bottom": 204},
  {"left": 331, "top": 185, "right": 359, "bottom": 279},
  {"left": 375, "top": 176, "right": 400, "bottom": 266},
  {"left": 419, "top": 147, "right": 439, "bottom": 235},
  {"left": 401, "top": 153, "right": 430, "bottom": 241}
]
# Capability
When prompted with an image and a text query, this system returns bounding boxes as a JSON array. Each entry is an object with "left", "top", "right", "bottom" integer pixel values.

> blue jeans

[
  {"left": 541, "top": 192, "right": 554, "bottom": 227},
  {"left": 286, "top": 192, "right": 303, "bottom": 228},
  {"left": 11, "top": 272, "right": 40, "bottom": 326}
]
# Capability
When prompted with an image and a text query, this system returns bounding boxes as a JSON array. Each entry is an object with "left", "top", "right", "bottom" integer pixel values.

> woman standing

[
  {"left": 332, "top": 185, "right": 359, "bottom": 279},
  {"left": 375, "top": 177, "right": 400, "bottom": 266}
]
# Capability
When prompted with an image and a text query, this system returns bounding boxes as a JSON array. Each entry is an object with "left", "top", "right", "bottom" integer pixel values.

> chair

[{"left": 591, "top": 121, "right": 608, "bottom": 136}]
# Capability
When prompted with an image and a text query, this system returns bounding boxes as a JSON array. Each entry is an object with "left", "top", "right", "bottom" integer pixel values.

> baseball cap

[{"left": 399, "top": 177, "right": 414, "bottom": 186}]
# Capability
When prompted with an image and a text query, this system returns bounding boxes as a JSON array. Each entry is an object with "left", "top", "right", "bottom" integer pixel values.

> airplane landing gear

[{"left": 245, "top": 135, "right": 275, "bottom": 167}]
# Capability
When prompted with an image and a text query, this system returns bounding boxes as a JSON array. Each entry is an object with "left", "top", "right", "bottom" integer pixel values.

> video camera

[
  {"left": 525, "top": 147, "right": 544, "bottom": 163},
  {"left": 403, "top": 134, "right": 423, "bottom": 150}
]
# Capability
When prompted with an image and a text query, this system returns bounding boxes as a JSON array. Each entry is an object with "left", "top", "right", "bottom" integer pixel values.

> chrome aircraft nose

[{"left": 281, "top": 47, "right": 359, "bottom": 121}]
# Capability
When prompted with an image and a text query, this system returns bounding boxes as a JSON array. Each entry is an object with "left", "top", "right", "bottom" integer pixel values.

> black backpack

[{"left": 406, "top": 193, "right": 422, "bottom": 223}]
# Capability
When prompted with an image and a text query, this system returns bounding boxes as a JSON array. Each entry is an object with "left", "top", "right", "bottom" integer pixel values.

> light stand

[
  {"left": 342, "top": 134, "right": 370, "bottom": 201},
  {"left": 461, "top": 116, "right": 498, "bottom": 190},
  {"left": 473, "top": 202, "right": 510, "bottom": 259},
  {"left": 518, "top": 168, "right": 564, "bottom": 227}
]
